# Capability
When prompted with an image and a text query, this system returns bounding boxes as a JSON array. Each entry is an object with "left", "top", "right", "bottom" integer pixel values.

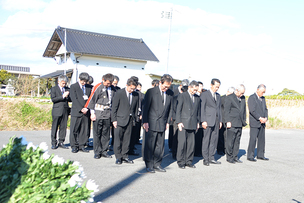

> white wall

[{"left": 64, "top": 53, "right": 153, "bottom": 91}]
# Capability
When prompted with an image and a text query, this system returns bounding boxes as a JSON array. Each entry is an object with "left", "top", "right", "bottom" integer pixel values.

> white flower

[
  {"left": 38, "top": 142, "right": 48, "bottom": 152},
  {"left": 86, "top": 179, "right": 99, "bottom": 194},
  {"left": 52, "top": 155, "right": 65, "bottom": 165},
  {"left": 20, "top": 135, "right": 28, "bottom": 145},
  {"left": 68, "top": 174, "right": 82, "bottom": 187},
  {"left": 42, "top": 151, "right": 50, "bottom": 160},
  {"left": 2, "top": 144, "right": 6, "bottom": 148},
  {"left": 26, "top": 142, "right": 37, "bottom": 151},
  {"left": 74, "top": 162, "right": 86, "bottom": 179}
]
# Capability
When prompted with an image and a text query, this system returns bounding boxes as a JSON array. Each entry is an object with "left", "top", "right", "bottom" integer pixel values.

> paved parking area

[{"left": 1, "top": 129, "right": 303, "bottom": 203}]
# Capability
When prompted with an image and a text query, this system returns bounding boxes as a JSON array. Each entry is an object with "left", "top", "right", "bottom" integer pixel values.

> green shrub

[{"left": 0, "top": 137, "right": 98, "bottom": 203}]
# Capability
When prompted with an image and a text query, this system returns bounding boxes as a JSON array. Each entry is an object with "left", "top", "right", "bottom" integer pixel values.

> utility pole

[{"left": 161, "top": 8, "right": 173, "bottom": 74}]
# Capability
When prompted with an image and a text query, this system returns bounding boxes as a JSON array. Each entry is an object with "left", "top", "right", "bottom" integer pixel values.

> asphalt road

[{"left": 0, "top": 129, "right": 303, "bottom": 203}]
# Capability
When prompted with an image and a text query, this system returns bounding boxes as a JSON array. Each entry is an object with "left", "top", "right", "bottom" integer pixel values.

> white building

[{"left": 42, "top": 26, "right": 159, "bottom": 90}]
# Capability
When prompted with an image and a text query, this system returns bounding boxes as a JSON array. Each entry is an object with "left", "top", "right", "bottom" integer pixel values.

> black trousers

[
  {"left": 51, "top": 108, "right": 69, "bottom": 146},
  {"left": 93, "top": 118, "right": 111, "bottom": 155},
  {"left": 217, "top": 126, "right": 226, "bottom": 154},
  {"left": 177, "top": 129, "right": 195, "bottom": 166},
  {"left": 171, "top": 121, "right": 178, "bottom": 158},
  {"left": 168, "top": 124, "right": 174, "bottom": 149},
  {"left": 70, "top": 114, "right": 89, "bottom": 148},
  {"left": 144, "top": 130, "right": 165, "bottom": 168},
  {"left": 247, "top": 126, "right": 266, "bottom": 159},
  {"left": 130, "top": 121, "right": 140, "bottom": 151},
  {"left": 225, "top": 127, "right": 242, "bottom": 161},
  {"left": 194, "top": 128, "right": 203, "bottom": 156},
  {"left": 202, "top": 120, "right": 219, "bottom": 161},
  {"left": 114, "top": 117, "right": 133, "bottom": 159}
]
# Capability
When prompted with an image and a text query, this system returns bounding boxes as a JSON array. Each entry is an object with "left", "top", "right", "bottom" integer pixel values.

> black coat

[
  {"left": 200, "top": 90, "right": 222, "bottom": 127},
  {"left": 111, "top": 88, "right": 139, "bottom": 127},
  {"left": 175, "top": 91, "right": 200, "bottom": 130},
  {"left": 142, "top": 86, "right": 173, "bottom": 132},
  {"left": 51, "top": 85, "right": 70, "bottom": 117},
  {"left": 224, "top": 93, "right": 247, "bottom": 127},
  {"left": 69, "top": 83, "right": 92, "bottom": 117},
  {"left": 248, "top": 93, "right": 268, "bottom": 128}
]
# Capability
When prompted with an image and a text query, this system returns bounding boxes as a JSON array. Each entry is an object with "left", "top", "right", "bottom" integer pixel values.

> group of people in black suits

[{"left": 50, "top": 73, "right": 269, "bottom": 173}]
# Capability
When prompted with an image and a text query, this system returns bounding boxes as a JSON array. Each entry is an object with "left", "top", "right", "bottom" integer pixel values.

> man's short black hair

[
  {"left": 88, "top": 76, "right": 94, "bottom": 85},
  {"left": 114, "top": 75, "right": 119, "bottom": 82},
  {"left": 137, "top": 82, "right": 142, "bottom": 87},
  {"left": 102, "top": 73, "right": 114, "bottom": 82},
  {"left": 198, "top": 81, "right": 203, "bottom": 86},
  {"left": 152, "top": 79, "right": 159, "bottom": 86},
  {"left": 160, "top": 74, "right": 173, "bottom": 84},
  {"left": 79, "top": 72, "right": 89, "bottom": 82},
  {"left": 189, "top": 80, "right": 199, "bottom": 87},
  {"left": 127, "top": 78, "right": 137, "bottom": 86},
  {"left": 211, "top": 78, "right": 221, "bottom": 85}
]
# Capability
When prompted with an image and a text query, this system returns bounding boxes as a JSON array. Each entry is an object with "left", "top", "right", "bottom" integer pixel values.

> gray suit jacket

[
  {"left": 248, "top": 93, "right": 268, "bottom": 128},
  {"left": 200, "top": 90, "right": 222, "bottom": 127}
]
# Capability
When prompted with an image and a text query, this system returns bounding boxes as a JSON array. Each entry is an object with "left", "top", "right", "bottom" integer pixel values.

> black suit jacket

[
  {"left": 111, "top": 88, "right": 139, "bottom": 127},
  {"left": 143, "top": 86, "right": 173, "bottom": 132},
  {"left": 248, "top": 93, "right": 268, "bottom": 128},
  {"left": 224, "top": 93, "right": 247, "bottom": 128},
  {"left": 200, "top": 90, "right": 222, "bottom": 127},
  {"left": 51, "top": 85, "right": 70, "bottom": 117},
  {"left": 175, "top": 92, "right": 200, "bottom": 130},
  {"left": 69, "top": 82, "right": 92, "bottom": 117}
]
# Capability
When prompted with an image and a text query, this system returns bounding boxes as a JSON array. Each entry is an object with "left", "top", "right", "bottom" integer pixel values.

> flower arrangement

[{"left": 0, "top": 136, "right": 99, "bottom": 203}]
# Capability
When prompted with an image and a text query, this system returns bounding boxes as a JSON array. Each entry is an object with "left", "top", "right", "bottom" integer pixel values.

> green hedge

[{"left": 0, "top": 137, "right": 98, "bottom": 203}]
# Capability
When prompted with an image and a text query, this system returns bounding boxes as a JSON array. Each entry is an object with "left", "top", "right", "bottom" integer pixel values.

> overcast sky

[{"left": 0, "top": 0, "right": 303, "bottom": 95}]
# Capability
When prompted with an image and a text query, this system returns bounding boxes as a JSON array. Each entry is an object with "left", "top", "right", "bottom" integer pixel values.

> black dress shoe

[
  {"left": 51, "top": 145, "right": 58, "bottom": 150},
  {"left": 146, "top": 168, "right": 155, "bottom": 173},
  {"left": 116, "top": 158, "right": 122, "bottom": 164},
  {"left": 186, "top": 164, "right": 196, "bottom": 168},
  {"left": 227, "top": 160, "right": 235, "bottom": 164},
  {"left": 247, "top": 158, "right": 257, "bottom": 162},
  {"left": 203, "top": 160, "right": 209, "bottom": 166},
  {"left": 58, "top": 143, "right": 69, "bottom": 149},
  {"left": 178, "top": 164, "right": 185, "bottom": 169},
  {"left": 257, "top": 157, "right": 269, "bottom": 161},
  {"left": 71, "top": 147, "right": 78, "bottom": 153},
  {"left": 234, "top": 159, "right": 243, "bottom": 163},
  {"left": 94, "top": 154, "right": 101, "bottom": 159},
  {"left": 122, "top": 158, "right": 134, "bottom": 164},
  {"left": 218, "top": 151, "right": 225, "bottom": 156},
  {"left": 154, "top": 166, "right": 166, "bottom": 172},
  {"left": 128, "top": 151, "right": 139, "bottom": 156},
  {"left": 80, "top": 147, "right": 89, "bottom": 153},
  {"left": 210, "top": 160, "right": 221, "bottom": 164},
  {"left": 101, "top": 153, "right": 112, "bottom": 158}
]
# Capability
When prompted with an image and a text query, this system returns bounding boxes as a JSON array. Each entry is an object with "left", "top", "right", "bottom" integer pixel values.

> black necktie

[
  {"left": 161, "top": 91, "right": 165, "bottom": 105},
  {"left": 213, "top": 93, "right": 216, "bottom": 102}
]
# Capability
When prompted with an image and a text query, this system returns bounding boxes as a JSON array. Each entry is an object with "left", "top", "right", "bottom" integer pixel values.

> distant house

[
  {"left": 0, "top": 64, "right": 39, "bottom": 78},
  {"left": 42, "top": 26, "right": 159, "bottom": 89}
]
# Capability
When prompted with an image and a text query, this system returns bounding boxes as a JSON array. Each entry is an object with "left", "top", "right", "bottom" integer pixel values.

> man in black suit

[
  {"left": 200, "top": 78, "right": 222, "bottom": 166},
  {"left": 175, "top": 81, "right": 200, "bottom": 169},
  {"left": 143, "top": 74, "right": 173, "bottom": 173},
  {"left": 69, "top": 72, "right": 92, "bottom": 153},
  {"left": 111, "top": 78, "right": 139, "bottom": 164},
  {"left": 85, "top": 73, "right": 115, "bottom": 159},
  {"left": 50, "top": 75, "right": 70, "bottom": 150},
  {"left": 86, "top": 75, "right": 94, "bottom": 147},
  {"left": 110, "top": 75, "right": 120, "bottom": 150},
  {"left": 194, "top": 81, "right": 205, "bottom": 157},
  {"left": 217, "top": 87, "right": 235, "bottom": 156},
  {"left": 247, "top": 84, "right": 269, "bottom": 162},
  {"left": 224, "top": 85, "right": 247, "bottom": 164}
]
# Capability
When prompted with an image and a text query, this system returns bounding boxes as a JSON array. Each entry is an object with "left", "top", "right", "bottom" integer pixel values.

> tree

[
  {"left": 0, "top": 69, "right": 12, "bottom": 85},
  {"left": 278, "top": 88, "right": 302, "bottom": 96}
]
